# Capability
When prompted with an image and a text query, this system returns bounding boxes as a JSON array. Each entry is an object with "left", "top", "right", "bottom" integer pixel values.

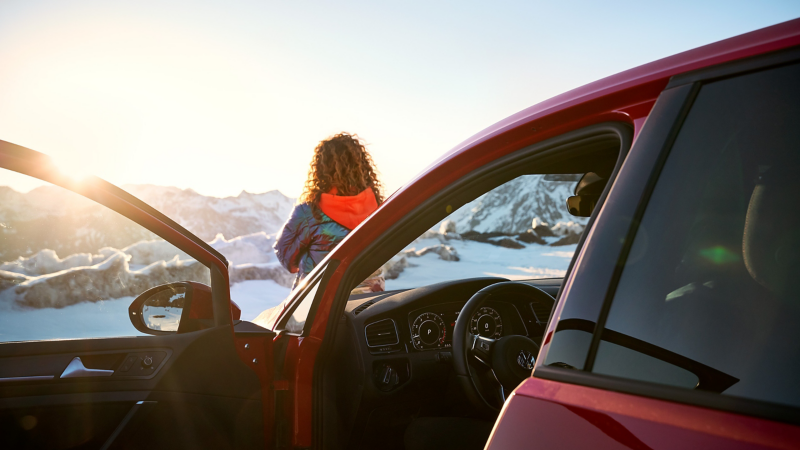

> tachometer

[
  {"left": 411, "top": 312, "right": 446, "bottom": 350},
  {"left": 470, "top": 307, "right": 503, "bottom": 339}
]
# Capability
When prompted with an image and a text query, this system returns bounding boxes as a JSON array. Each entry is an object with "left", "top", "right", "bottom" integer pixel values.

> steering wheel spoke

[{"left": 469, "top": 333, "right": 496, "bottom": 365}]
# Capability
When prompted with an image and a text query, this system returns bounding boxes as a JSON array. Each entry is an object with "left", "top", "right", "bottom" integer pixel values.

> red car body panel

[
  {"left": 487, "top": 378, "right": 800, "bottom": 449},
  {"left": 280, "top": 18, "right": 800, "bottom": 446}
]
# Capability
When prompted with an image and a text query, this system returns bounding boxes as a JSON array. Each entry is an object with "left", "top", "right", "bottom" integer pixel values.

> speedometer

[
  {"left": 411, "top": 312, "right": 446, "bottom": 350},
  {"left": 470, "top": 307, "right": 503, "bottom": 339}
]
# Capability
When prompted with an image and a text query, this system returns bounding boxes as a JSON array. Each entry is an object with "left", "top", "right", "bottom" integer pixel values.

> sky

[{"left": 0, "top": 1, "right": 798, "bottom": 198}]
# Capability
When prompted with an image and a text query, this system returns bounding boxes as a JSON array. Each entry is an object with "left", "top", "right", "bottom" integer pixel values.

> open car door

[{"left": 0, "top": 140, "right": 276, "bottom": 449}]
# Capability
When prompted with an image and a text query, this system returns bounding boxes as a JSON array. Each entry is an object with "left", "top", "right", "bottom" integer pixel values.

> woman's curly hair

[{"left": 300, "top": 132, "right": 384, "bottom": 207}]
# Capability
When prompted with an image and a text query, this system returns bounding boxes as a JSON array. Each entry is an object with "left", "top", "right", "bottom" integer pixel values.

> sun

[{"left": 52, "top": 156, "right": 94, "bottom": 183}]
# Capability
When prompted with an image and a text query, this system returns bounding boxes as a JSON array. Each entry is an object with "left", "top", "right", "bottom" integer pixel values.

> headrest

[{"left": 743, "top": 166, "right": 800, "bottom": 295}]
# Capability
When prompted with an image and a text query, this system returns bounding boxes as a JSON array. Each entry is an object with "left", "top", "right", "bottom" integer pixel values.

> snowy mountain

[
  {"left": 0, "top": 184, "right": 295, "bottom": 263},
  {"left": 123, "top": 185, "right": 296, "bottom": 241},
  {"left": 447, "top": 174, "right": 588, "bottom": 234}
]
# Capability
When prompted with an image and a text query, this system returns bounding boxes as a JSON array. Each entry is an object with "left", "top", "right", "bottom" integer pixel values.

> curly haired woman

[{"left": 274, "top": 132, "right": 384, "bottom": 292}]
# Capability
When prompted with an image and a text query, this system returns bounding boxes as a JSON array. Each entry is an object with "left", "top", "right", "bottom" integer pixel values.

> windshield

[{"left": 382, "top": 174, "right": 588, "bottom": 290}]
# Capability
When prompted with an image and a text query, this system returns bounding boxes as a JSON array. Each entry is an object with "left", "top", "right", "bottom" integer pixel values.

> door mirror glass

[{"left": 141, "top": 285, "right": 187, "bottom": 332}]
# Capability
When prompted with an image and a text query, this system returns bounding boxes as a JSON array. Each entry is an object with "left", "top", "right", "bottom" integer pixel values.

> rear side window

[{"left": 593, "top": 62, "right": 800, "bottom": 409}]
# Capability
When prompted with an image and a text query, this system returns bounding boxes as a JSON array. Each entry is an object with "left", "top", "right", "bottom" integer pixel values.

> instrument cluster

[{"left": 408, "top": 302, "right": 513, "bottom": 351}]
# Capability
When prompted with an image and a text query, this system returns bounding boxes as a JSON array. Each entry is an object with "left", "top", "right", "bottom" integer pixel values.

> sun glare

[{"left": 52, "top": 156, "right": 94, "bottom": 183}]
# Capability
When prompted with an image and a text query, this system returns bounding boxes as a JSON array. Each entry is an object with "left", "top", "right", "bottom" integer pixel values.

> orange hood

[{"left": 319, "top": 187, "right": 378, "bottom": 230}]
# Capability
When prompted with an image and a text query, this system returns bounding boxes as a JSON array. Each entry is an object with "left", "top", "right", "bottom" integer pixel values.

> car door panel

[
  {"left": 0, "top": 325, "right": 269, "bottom": 449},
  {"left": 0, "top": 140, "right": 278, "bottom": 448}
]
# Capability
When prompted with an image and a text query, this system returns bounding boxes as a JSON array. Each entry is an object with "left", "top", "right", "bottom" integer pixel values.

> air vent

[
  {"left": 530, "top": 301, "right": 553, "bottom": 325},
  {"left": 365, "top": 319, "right": 399, "bottom": 347}
]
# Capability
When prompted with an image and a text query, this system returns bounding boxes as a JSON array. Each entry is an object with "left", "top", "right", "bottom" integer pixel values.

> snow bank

[
  {"left": 551, "top": 221, "right": 584, "bottom": 236},
  {"left": 0, "top": 231, "right": 291, "bottom": 310},
  {"left": 229, "top": 262, "right": 294, "bottom": 288},
  {"left": 10, "top": 252, "right": 209, "bottom": 309},
  {"left": 0, "top": 249, "right": 102, "bottom": 276},
  {"left": 0, "top": 270, "right": 29, "bottom": 291},
  {"left": 549, "top": 221, "right": 584, "bottom": 246},
  {"left": 123, "top": 240, "right": 190, "bottom": 265},
  {"left": 209, "top": 232, "right": 276, "bottom": 266}
]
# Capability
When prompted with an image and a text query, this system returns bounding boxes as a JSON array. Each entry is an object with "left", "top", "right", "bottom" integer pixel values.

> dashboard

[
  {"left": 328, "top": 277, "right": 561, "bottom": 449},
  {"left": 345, "top": 277, "right": 559, "bottom": 358}
]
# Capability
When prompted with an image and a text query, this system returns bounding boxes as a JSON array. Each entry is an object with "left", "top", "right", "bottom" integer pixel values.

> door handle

[{"left": 60, "top": 357, "right": 114, "bottom": 378}]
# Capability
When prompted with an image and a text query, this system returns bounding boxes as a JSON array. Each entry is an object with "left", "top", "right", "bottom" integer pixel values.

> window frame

[{"left": 535, "top": 45, "right": 800, "bottom": 426}]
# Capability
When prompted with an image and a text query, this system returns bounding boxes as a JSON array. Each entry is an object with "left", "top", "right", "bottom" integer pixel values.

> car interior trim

[{"left": 0, "top": 376, "right": 55, "bottom": 383}]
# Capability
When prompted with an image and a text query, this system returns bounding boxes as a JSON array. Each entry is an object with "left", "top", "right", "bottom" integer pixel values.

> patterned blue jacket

[{"left": 273, "top": 203, "right": 350, "bottom": 289}]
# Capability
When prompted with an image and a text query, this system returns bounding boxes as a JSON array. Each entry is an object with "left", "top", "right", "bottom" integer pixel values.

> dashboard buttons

[
  {"left": 372, "top": 359, "right": 410, "bottom": 392},
  {"left": 141, "top": 355, "right": 154, "bottom": 368},
  {"left": 113, "top": 351, "right": 167, "bottom": 377},
  {"left": 118, "top": 355, "right": 138, "bottom": 373}
]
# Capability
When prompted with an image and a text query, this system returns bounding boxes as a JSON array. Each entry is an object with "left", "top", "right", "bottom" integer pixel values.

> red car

[{"left": 1, "top": 18, "right": 800, "bottom": 450}]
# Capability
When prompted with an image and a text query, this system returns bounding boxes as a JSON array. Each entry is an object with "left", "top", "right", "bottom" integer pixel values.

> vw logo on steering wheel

[{"left": 517, "top": 350, "right": 535, "bottom": 370}]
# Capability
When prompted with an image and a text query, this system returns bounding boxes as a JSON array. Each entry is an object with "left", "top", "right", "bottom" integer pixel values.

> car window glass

[
  {"left": 594, "top": 340, "right": 699, "bottom": 389},
  {"left": 0, "top": 170, "right": 210, "bottom": 342},
  {"left": 594, "top": 62, "right": 800, "bottom": 408},
  {"left": 382, "top": 174, "right": 587, "bottom": 290},
  {"left": 284, "top": 278, "right": 321, "bottom": 334}
]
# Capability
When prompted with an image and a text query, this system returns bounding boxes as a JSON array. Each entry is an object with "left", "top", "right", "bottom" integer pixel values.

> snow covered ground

[
  {"left": 0, "top": 279, "right": 291, "bottom": 342},
  {"left": 0, "top": 296, "right": 145, "bottom": 342},
  {"left": 231, "top": 279, "right": 291, "bottom": 321},
  {"left": 385, "top": 237, "right": 576, "bottom": 290}
]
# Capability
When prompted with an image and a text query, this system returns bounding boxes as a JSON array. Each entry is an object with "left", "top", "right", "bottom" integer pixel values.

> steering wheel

[{"left": 452, "top": 282, "right": 550, "bottom": 412}]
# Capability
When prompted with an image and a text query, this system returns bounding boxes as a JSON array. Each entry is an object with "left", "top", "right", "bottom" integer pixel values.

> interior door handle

[{"left": 60, "top": 357, "right": 114, "bottom": 378}]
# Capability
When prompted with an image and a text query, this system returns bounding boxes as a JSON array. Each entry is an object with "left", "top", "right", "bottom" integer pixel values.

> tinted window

[{"left": 594, "top": 63, "right": 800, "bottom": 408}]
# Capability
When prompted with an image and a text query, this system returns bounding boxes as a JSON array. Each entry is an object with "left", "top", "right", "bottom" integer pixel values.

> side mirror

[
  {"left": 129, "top": 282, "right": 242, "bottom": 335},
  {"left": 566, "top": 172, "right": 607, "bottom": 217}
]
